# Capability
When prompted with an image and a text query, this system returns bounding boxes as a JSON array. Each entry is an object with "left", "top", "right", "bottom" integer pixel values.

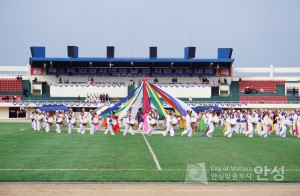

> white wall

[
  {"left": 50, "top": 84, "right": 128, "bottom": 97},
  {"left": 31, "top": 76, "right": 134, "bottom": 84},
  {"left": 29, "top": 76, "right": 231, "bottom": 86},
  {"left": 154, "top": 84, "right": 211, "bottom": 98},
  {"left": 0, "top": 107, "right": 9, "bottom": 119},
  {"left": 232, "top": 66, "right": 300, "bottom": 81}
]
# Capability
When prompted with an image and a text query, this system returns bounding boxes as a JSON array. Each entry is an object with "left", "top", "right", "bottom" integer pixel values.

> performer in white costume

[
  {"left": 104, "top": 114, "right": 115, "bottom": 135},
  {"left": 182, "top": 110, "right": 193, "bottom": 137},
  {"left": 163, "top": 111, "right": 175, "bottom": 137}
]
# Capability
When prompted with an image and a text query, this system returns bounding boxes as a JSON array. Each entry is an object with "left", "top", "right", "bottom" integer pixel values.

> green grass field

[{"left": 0, "top": 122, "right": 299, "bottom": 182}]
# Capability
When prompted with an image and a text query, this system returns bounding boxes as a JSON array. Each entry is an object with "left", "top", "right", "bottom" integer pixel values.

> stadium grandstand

[{"left": 0, "top": 46, "right": 299, "bottom": 119}]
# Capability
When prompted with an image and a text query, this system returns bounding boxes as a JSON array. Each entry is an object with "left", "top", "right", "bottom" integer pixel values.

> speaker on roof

[
  {"left": 67, "top": 46, "right": 78, "bottom": 58},
  {"left": 149, "top": 47, "right": 157, "bottom": 59},
  {"left": 218, "top": 48, "right": 233, "bottom": 59},
  {"left": 184, "top": 47, "right": 196, "bottom": 59},
  {"left": 107, "top": 46, "right": 115, "bottom": 58},
  {"left": 30, "top": 46, "right": 45, "bottom": 58}
]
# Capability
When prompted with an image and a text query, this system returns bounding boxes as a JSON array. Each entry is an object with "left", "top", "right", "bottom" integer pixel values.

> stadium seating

[
  {"left": 0, "top": 78, "right": 22, "bottom": 92},
  {"left": 0, "top": 95, "right": 21, "bottom": 102},
  {"left": 240, "top": 96, "right": 287, "bottom": 104},
  {"left": 287, "top": 94, "right": 299, "bottom": 103},
  {"left": 238, "top": 80, "right": 285, "bottom": 93}
]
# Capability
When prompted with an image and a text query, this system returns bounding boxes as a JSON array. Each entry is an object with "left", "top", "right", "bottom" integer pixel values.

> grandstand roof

[{"left": 29, "top": 46, "right": 234, "bottom": 68}]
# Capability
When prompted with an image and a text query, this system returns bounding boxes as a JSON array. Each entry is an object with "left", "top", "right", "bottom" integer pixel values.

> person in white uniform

[
  {"left": 146, "top": 112, "right": 155, "bottom": 136},
  {"left": 30, "top": 111, "right": 37, "bottom": 131},
  {"left": 36, "top": 111, "right": 42, "bottom": 131},
  {"left": 292, "top": 110, "right": 298, "bottom": 135},
  {"left": 261, "top": 111, "right": 271, "bottom": 138},
  {"left": 206, "top": 110, "right": 215, "bottom": 137},
  {"left": 123, "top": 113, "right": 135, "bottom": 136},
  {"left": 54, "top": 111, "right": 62, "bottom": 133},
  {"left": 44, "top": 112, "right": 51, "bottom": 133},
  {"left": 89, "top": 111, "right": 95, "bottom": 135},
  {"left": 163, "top": 111, "right": 175, "bottom": 137},
  {"left": 279, "top": 112, "right": 287, "bottom": 138},
  {"left": 104, "top": 114, "right": 115, "bottom": 135},
  {"left": 297, "top": 111, "right": 300, "bottom": 138},
  {"left": 182, "top": 110, "right": 192, "bottom": 137},
  {"left": 224, "top": 114, "right": 234, "bottom": 138},
  {"left": 245, "top": 110, "right": 254, "bottom": 138}
]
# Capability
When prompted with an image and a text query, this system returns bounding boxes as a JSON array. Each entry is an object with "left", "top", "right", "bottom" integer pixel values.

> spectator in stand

[
  {"left": 101, "top": 94, "right": 105, "bottom": 102},
  {"left": 90, "top": 77, "right": 94, "bottom": 85},
  {"left": 172, "top": 76, "right": 177, "bottom": 84},
  {"left": 224, "top": 78, "right": 227, "bottom": 84},
  {"left": 189, "top": 96, "right": 192, "bottom": 103},
  {"left": 85, "top": 93, "right": 90, "bottom": 103},
  {"left": 292, "top": 86, "right": 296, "bottom": 96},
  {"left": 97, "top": 94, "right": 100, "bottom": 102},
  {"left": 202, "top": 77, "right": 209, "bottom": 83},
  {"left": 2, "top": 95, "right": 9, "bottom": 102}
]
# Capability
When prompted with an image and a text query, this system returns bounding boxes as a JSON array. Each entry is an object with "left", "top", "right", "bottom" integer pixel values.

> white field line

[
  {"left": 142, "top": 134, "right": 162, "bottom": 170},
  {"left": 0, "top": 168, "right": 299, "bottom": 171},
  {"left": 0, "top": 169, "right": 146, "bottom": 171}
]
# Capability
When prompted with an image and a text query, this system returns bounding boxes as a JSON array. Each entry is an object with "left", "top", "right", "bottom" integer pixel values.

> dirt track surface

[{"left": 1, "top": 183, "right": 300, "bottom": 196}]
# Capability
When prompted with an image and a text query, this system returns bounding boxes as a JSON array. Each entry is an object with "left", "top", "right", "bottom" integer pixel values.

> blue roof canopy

[
  {"left": 193, "top": 106, "right": 224, "bottom": 112},
  {"left": 30, "top": 57, "right": 233, "bottom": 63},
  {"left": 39, "top": 105, "right": 69, "bottom": 111}
]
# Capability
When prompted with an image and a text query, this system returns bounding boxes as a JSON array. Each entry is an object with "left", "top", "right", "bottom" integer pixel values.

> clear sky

[{"left": 0, "top": 0, "right": 299, "bottom": 67}]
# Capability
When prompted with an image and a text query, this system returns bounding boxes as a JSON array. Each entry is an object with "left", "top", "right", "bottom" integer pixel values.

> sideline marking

[
  {"left": 0, "top": 168, "right": 299, "bottom": 171},
  {"left": 0, "top": 168, "right": 146, "bottom": 171},
  {"left": 142, "top": 134, "right": 162, "bottom": 170}
]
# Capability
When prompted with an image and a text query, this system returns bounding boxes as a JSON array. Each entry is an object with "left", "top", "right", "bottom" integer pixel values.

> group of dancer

[
  {"left": 197, "top": 109, "right": 300, "bottom": 138},
  {"left": 30, "top": 107, "right": 300, "bottom": 138},
  {"left": 30, "top": 108, "right": 101, "bottom": 135}
]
